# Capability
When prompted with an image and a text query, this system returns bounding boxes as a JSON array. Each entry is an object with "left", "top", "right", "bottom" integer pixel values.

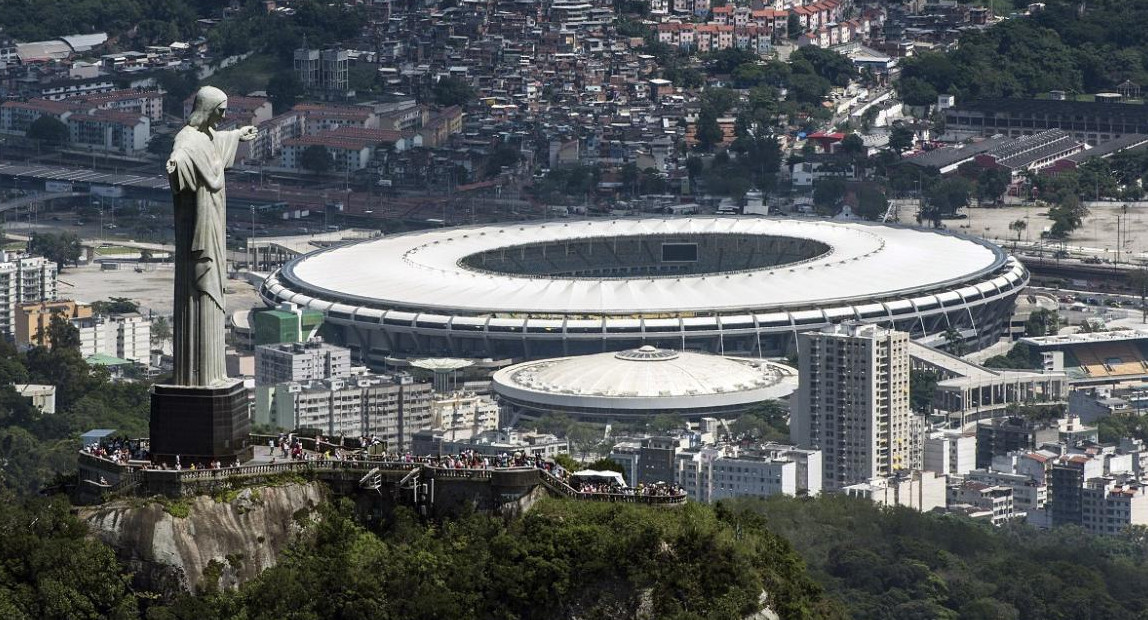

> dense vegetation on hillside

[
  {"left": 14, "top": 490, "right": 1148, "bottom": 619},
  {"left": 730, "top": 495, "right": 1148, "bottom": 620},
  {"left": 899, "top": 0, "right": 1148, "bottom": 105},
  {"left": 181, "top": 499, "right": 836, "bottom": 619}
]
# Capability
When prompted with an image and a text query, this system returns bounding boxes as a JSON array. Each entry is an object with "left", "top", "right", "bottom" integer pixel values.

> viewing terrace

[{"left": 76, "top": 435, "right": 686, "bottom": 509}]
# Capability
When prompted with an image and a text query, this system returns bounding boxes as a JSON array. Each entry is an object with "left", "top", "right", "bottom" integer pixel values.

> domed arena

[
  {"left": 258, "top": 217, "right": 1028, "bottom": 364},
  {"left": 491, "top": 345, "right": 798, "bottom": 423}
]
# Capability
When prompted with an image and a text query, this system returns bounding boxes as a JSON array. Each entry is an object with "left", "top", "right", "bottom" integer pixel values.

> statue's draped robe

[{"left": 167, "top": 125, "right": 241, "bottom": 386}]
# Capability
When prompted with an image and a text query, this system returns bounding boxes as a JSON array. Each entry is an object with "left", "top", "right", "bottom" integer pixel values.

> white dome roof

[{"left": 492, "top": 346, "right": 797, "bottom": 411}]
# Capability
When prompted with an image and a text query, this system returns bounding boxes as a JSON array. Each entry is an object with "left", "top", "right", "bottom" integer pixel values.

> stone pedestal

[{"left": 150, "top": 379, "right": 250, "bottom": 466}]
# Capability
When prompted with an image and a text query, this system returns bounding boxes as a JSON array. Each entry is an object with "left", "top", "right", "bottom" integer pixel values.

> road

[
  {"left": 0, "top": 192, "right": 85, "bottom": 214},
  {"left": 4, "top": 231, "right": 174, "bottom": 253}
]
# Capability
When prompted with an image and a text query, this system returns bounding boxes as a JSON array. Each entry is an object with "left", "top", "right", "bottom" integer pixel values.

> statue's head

[{"left": 188, "top": 86, "right": 228, "bottom": 128}]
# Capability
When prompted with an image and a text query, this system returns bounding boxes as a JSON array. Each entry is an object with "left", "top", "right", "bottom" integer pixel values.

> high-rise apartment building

[
  {"left": 293, "top": 48, "right": 349, "bottom": 94},
  {"left": 0, "top": 254, "right": 58, "bottom": 337},
  {"left": 792, "top": 323, "right": 917, "bottom": 490}
]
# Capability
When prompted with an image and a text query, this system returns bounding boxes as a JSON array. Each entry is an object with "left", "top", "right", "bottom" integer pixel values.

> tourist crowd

[{"left": 82, "top": 437, "right": 149, "bottom": 464}]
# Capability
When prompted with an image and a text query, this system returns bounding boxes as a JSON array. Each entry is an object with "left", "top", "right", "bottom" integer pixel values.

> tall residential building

[
  {"left": 255, "top": 339, "right": 351, "bottom": 385},
  {"left": 793, "top": 323, "right": 917, "bottom": 490},
  {"left": 0, "top": 255, "right": 59, "bottom": 337},
  {"left": 262, "top": 373, "right": 433, "bottom": 450},
  {"left": 294, "top": 48, "right": 349, "bottom": 94}
]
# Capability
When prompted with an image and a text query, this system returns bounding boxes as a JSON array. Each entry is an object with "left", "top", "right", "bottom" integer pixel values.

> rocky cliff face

[{"left": 81, "top": 482, "right": 326, "bottom": 596}]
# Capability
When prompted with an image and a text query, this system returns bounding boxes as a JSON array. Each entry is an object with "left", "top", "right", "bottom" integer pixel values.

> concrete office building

[{"left": 793, "top": 323, "right": 919, "bottom": 490}]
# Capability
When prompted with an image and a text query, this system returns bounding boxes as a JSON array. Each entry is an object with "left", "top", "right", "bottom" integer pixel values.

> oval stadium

[{"left": 258, "top": 217, "right": 1028, "bottom": 363}]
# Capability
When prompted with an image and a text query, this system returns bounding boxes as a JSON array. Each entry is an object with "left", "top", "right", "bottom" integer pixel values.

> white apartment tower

[
  {"left": 0, "top": 254, "right": 58, "bottom": 337},
  {"left": 255, "top": 339, "right": 352, "bottom": 385},
  {"left": 793, "top": 323, "right": 917, "bottom": 490}
]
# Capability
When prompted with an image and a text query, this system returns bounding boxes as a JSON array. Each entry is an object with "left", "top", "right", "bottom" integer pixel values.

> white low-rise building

[
  {"left": 1081, "top": 476, "right": 1148, "bottom": 536},
  {"left": 675, "top": 443, "right": 822, "bottom": 502},
  {"left": 948, "top": 480, "right": 1016, "bottom": 525},
  {"left": 924, "top": 429, "right": 976, "bottom": 477},
  {"left": 12, "top": 383, "right": 56, "bottom": 414},
  {"left": 844, "top": 471, "right": 947, "bottom": 512},
  {"left": 431, "top": 392, "right": 500, "bottom": 438},
  {"left": 74, "top": 312, "right": 151, "bottom": 364}
]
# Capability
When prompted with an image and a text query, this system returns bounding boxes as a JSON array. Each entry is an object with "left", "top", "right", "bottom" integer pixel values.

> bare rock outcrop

[{"left": 80, "top": 482, "right": 325, "bottom": 597}]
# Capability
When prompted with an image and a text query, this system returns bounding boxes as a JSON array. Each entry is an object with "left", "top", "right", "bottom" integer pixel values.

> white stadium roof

[
  {"left": 281, "top": 217, "right": 1005, "bottom": 316},
  {"left": 492, "top": 346, "right": 798, "bottom": 410}
]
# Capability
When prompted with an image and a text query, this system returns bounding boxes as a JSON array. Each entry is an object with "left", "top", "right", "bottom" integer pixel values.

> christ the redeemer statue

[{"left": 166, "top": 86, "right": 257, "bottom": 386}]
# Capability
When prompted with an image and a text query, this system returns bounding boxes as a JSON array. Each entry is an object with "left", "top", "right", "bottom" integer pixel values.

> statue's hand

[
  {"left": 165, "top": 159, "right": 177, "bottom": 175},
  {"left": 239, "top": 126, "right": 258, "bottom": 142}
]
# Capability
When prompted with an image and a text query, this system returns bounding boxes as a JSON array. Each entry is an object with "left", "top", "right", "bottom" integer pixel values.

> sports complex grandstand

[
  {"left": 259, "top": 217, "right": 1029, "bottom": 363},
  {"left": 1020, "top": 331, "right": 1148, "bottom": 385}
]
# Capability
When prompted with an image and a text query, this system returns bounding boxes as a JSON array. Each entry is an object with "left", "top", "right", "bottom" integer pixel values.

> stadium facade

[{"left": 258, "top": 218, "right": 1028, "bottom": 363}]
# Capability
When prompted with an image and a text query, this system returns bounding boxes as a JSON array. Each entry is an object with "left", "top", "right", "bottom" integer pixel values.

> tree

[
  {"left": 977, "top": 167, "right": 1011, "bottom": 204},
  {"left": 620, "top": 161, "right": 640, "bottom": 196},
  {"left": 1048, "top": 194, "right": 1088, "bottom": 238},
  {"left": 266, "top": 72, "right": 303, "bottom": 115},
  {"left": 26, "top": 115, "right": 69, "bottom": 147},
  {"left": 730, "top": 400, "right": 789, "bottom": 442},
  {"left": 791, "top": 46, "right": 856, "bottom": 87},
  {"left": 943, "top": 326, "right": 967, "bottom": 356},
  {"left": 888, "top": 125, "right": 915, "bottom": 154},
  {"left": 896, "top": 77, "right": 939, "bottom": 107},
  {"left": 27, "top": 232, "right": 82, "bottom": 269},
  {"left": 1008, "top": 219, "right": 1027, "bottom": 249},
  {"left": 147, "top": 132, "right": 175, "bottom": 157},
  {"left": 705, "top": 48, "right": 757, "bottom": 75},
  {"left": 840, "top": 133, "right": 865, "bottom": 157},
  {"left": 44, "top": 311, "right": 80, "bottom": 350},
  {"left": 909, "top": 370, "right": 938, "bottom": 414},
  {"left": 432, "top": 76, "right": 475, "bottom": 107},
  {"left": 300, "top": 145, "right": 333, "bottom": 175},
  {"left": 91, "top": 297, "right": 140, "bottom": 315},
  {"left": 855, "top": 186, "right": 889, "bottom": 220},
  {"left": 484, "top": 144, "right": 520, "bottom": 178},
  {"left": 686, "top": 156, "right": 705, "bottom": 180},
  {"left": 695, "top": 110, "right": 723, "bottom": 151},
  {"left": 1024, "top": 308, "right": 1059, "bottom": 337},
  {"left": 139, "top": 248, "right": 153, "bottom": 264},
  {"left": 786, "top": 13, "right": 802, "bottom": 39},
  {"left": 152, "top": 315, "right": 172, "bottom": 352},
  {"left": 924, "top": 176, "right": 974, "bottom": 218},
  {"left": 813, "top": 178, "right": 847, "bottom": 214}
]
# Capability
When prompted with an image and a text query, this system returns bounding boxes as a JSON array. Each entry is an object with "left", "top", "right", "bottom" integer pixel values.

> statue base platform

[{"left": 149, "top": 379, "right": 251, "bottom": 466}]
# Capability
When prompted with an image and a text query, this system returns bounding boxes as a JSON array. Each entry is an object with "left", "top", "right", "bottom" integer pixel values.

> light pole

[{"left": 250, "top": 204, "right": 256, "bottom": 271}]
